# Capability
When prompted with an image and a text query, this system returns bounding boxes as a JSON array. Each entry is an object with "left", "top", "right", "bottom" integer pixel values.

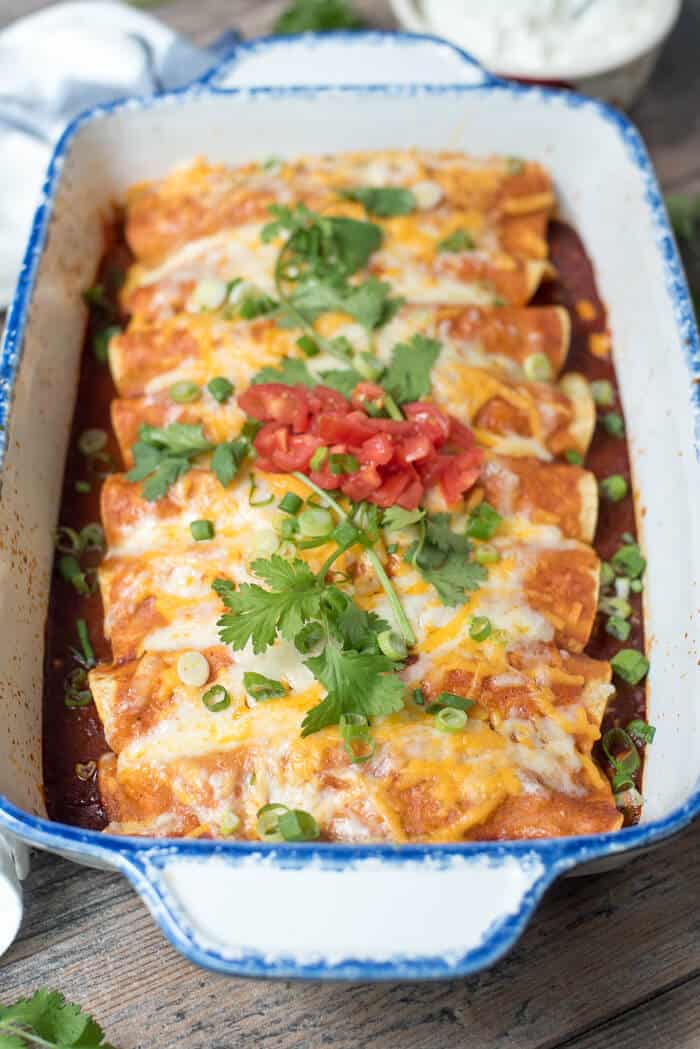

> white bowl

[{"left": 390, "top": 0, "right": 682, "bottom": 108}]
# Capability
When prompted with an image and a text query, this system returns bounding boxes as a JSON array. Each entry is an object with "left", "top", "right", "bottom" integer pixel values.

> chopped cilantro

[
  {"left": 405, "top": 512, "right": 487, "bottom": 606},
  {"left": 127, "top": 423, "right": 213, "bottom": 502},
  {"left": 341, "top": 185, "right": 416, "bottom": 217},
  {"left": 438, "top": 229, "right": 476, "bottom": 253},
  {"left": 382, "top": 334, "right": 442, "bottom": 405}
]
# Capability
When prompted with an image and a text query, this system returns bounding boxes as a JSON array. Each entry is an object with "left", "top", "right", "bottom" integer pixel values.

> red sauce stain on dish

[{"left": 43, "top": 219, "right": 648, "bottom": 831}]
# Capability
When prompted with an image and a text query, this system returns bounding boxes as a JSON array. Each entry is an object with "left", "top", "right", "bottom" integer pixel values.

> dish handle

[
  {"left": 194, "top": 30, "right": 500, "bottom": 93},
  {"left": 120, "top": 846, "right": 565, "bottom": 978}
]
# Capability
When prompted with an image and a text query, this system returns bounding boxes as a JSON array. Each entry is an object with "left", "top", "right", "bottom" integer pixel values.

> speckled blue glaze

[{"left": 1, "top": 32, "right": 698, "bottom": 981}]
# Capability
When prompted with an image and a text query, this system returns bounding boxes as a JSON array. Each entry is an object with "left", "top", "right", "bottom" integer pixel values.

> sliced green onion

[
  {"left": 600, "top": 474, "right": 628, "bottom": 502},
  {"left": 434, "top": 707, "right": 468, "bottom": 733},
  {"left": 626, "top": 719, "right": 656, "bottom": 746},
  {"left": 298, "top": 506, "right": 333, "bottom": 538},
  {"left": 377, "top": 629, "right": 407, "bottom": 661},
  {"left": 615, "top": 576, "right": 631, "bottom": 600},
  {"left": 340, "top": 712, "right": 375, "bottom": 764},
  {"left": 599, "top": 561, "right": 615, "bottom": 588},
  {"left": 64, "top": 667, "right": 92, "bottom": 708},
  {"left": 602, "top": 727, "right": 640, "bottom": 779},
  {"left": 280, "top": 517, "right": 299, "bottom": 540},
  {"left": 469, "top": 615, "right": 492, "bottom": 642},
  {"left": 467, "top": 501, "right": 502, "bottom": 540},
  {"left": 243, "top": 671, "right": 287, "bottom": 701},
  {"left": 297, "top": 334, "right": 320, "bottom": 358},
  {"left": 58, "top": 555, "right": 90, "bottom": 595},
  {"left": 329, "top": 453, "right": 359, "bottom": 476},
  {"left": 599, "top": 596, "right": 632, "bottom": 619},
  {"left": 278, "top": 808, "right": 320, "bottom": 842},
  {"left": 279, "top": 492, "right": 303, "bottom": 515},
  {"left": 565, "top": 450, "right": 583, "bottom": 465},
  {"left": 202, "top": 684, "right": 231, "bottom": 712},
  {"left": 82, "top": 284, "right": 106, "bottom": 309},
  {"left": 630, "top": 579, "right": 643, "bottom": 593},
  {"left": 606, "top": 616, "right": 631, "bottom": 641},
  {"left": 474, "top": 543, "right": 500, "bottom": 566},
  {"left": 74, "top": 480, "right": 91, "bottom": 494},
  {"left": 220, "top": 811, "right": 240, "bottom": 835},
  {"left": 412, "top": 688, "right": 426, "bottom": 706},
  {"left": 80, "top": 523, "right": 104, "bottom": 551},
  {"left": 169, "top": 380, "right": 201, "bottom": 404},
  {"left": 177, "top": 651, "right": 210, "bottom": 688},
  {"left": 207, "top": 376, "right": 234, "bottom": 404},
  {"left": 331, "top": 520, "right": 360, "bottom": 548},
  {"left": 523, "top": 352, "right": 552, "bottom": 382},
  {"left": 190, "top": 519, "right": 215, "bottom": 541},
  {"left": 78, "top": 429, "right": 107, "bottom": 456},
  {"left": 248, "top": 476, "right": 274, "bottom": 507},
  {"left": 611, "top": 648, "right": 649, "bottom": 686},
  {"left": 611, "top": 543, "right": 646, "bottom": 580},
  {"left": 256, "top": 803, "right": 288, "bottom": 842},
  {"left": 309, "top": 446, "right": 329, "bottom": 471},
  {"left": 75, "top": 760, "right": 97, "bottom": 781},
  {"left": 190, "top": 277, "right": 228, "bottom": 312},
  {"left": 615, "top": 786, "right": 644, "bottom": 810},
  {"left": 76, "top": 619, "right": 95, "bottom": 669},
  {"left": 429, "top": 692, "right": 475, "bottom": 712},
  {"left": 601, "top": 411, "right": 624, "bottom": 437},
  {"left": 55, "top": 526, "right": 81, "bottom": 554},
  {"left": 93, "top": 325, "right": 120, "bottom": 364},
  {"left": 590, "top": 379, "right": 614, "bottom": 407}
]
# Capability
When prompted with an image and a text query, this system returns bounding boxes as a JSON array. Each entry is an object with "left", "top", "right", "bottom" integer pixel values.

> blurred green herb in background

[
  {"left": 0, "top": 989, "right": 116, "bottom": 1048},
  {"left": 274, "top": 0, "right": 366, "bottom": 34},
  {"left": 668, "top": 192, "right": 700, "bottom": 319}
]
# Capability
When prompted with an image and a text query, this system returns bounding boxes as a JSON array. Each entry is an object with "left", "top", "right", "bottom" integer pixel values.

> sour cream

[{"left": 420, "top": 0, "right": 677, "bottom": 78}]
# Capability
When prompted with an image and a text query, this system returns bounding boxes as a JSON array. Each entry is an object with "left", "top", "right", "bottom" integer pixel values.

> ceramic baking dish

[{"left": 0, "top": 32, "right": 698, "bottom": 980}]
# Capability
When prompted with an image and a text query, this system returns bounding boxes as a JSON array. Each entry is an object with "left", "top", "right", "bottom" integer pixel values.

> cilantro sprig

[
  {"left": 402, "top": 511, "right": 488, "bottom": 606},
  {"left": 0, "top": 988, "right": 115, "bottom": 1048},
  {"left": 382, "top": 334, "right": 441, "bottom": 404},
  {"left": 341, "top": 185, "right": 416, "bottom": 218},
  {"left": 127, "top": 423, "right": 250, "bottom": 501}
]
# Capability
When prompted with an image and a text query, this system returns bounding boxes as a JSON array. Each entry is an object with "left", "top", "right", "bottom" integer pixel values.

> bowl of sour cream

[{"left": 390, "top": 0, "right": 682, "bottom": 108}]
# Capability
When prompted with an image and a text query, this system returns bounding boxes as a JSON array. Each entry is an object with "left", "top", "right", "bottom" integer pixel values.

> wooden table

[{"left": 2, "top": 2, "right": 700, "bottom": 1046}]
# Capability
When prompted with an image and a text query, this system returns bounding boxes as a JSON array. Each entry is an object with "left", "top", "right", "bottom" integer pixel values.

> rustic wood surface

[{"left": 1, "top": 1, "right": 700, "bottom": 1046}]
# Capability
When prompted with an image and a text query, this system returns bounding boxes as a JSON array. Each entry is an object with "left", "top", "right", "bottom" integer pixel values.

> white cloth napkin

[{"left": 0, "top": 0, "right": 232, "bottom": 306}]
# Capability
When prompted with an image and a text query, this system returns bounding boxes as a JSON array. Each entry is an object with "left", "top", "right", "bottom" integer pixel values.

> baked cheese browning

[
  {"left": 125, "top": 152, "right": 554, "bottom": 266},
  {"left": 91, "top": 636, "right": 618, "bottom": 842},
  {"left": 108, "top": 304, "right": 570, "bottom": 399}
]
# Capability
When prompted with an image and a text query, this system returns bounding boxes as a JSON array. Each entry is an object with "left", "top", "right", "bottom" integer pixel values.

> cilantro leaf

[
  {"left": 382, "top": 334, "right": 441, "bottom": 404},
  {"left": 211, "top": 436, "right": 249, "bottom": 488},
  {"left": 273, "top": 0, "right": 365, "bottom": 34},
  {"left": 382, "top": 506, "right": 425, "bottom": 531},
  {"left": 0, "top": 988, "right": 115, "bottom": 1048},
  {"left": 251, "top": 358, "right": 315, "bottom": 387},
  {"left": 342, "top": 186, "right": 416, "bottom": 218},
  {"left": 318, "top": 368, "right": 363, "bottom": 397},
  {"left": 406, "top": 513, "right": 486, "bottom": 605},
  {"left": 213, "top": 557, "right": 322, "bottom": 654},
  {"left": 289, "top": 276, "right": 395, "bottom": 330},
  {"left": 438, "top": 228, "right": 476, "bottom": 253},
  {"left": 302, "top": 647, "right": 405, "bottom": 736},
  {"left": 127, "top": 424, "right": 214, "bottom": 501}
]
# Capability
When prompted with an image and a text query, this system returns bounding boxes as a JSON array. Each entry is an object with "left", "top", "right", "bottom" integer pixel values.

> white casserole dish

[{"left": 0, "top": 33, "right": 698, "bottom": 980}]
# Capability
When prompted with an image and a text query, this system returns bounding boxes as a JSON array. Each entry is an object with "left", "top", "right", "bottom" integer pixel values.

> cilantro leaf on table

[
  {"left": 406, "top": 513, "right": 487, "bottom": 606},
  {"left": 0, "top": 988, "right": 115, "bottom": 1048},
  {"left": 382, "top": 334, "right": 442, "bottom": 404},
  {"left": 666, "top": 192, "right": 700, "bottom": 243},
  {"left": 273, "top": 0, "right": 365, "bottom": 34},
  {"left": 213, "top": 556, "right": 322, "bottom": 654},
  {"left": 341, "top": 186, "right": 416, "bottom": 218},
  {"left": 127, "top": 423, "right": 213, "bottom": 502}
]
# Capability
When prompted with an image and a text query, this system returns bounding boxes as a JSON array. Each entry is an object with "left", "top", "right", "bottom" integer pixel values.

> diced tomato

[
  {"left": 448, "top": 416, "right": 477, "bottom": 451},
  {"left": 395, "top": 433, "right": 433, "bottom": 465},
  {"left": 237, "top": 381, "right": 483, "bottom": 510},
  {"left": 403, "top": 402, "right": 450, "bottom": 445},
  {"left": 351, "top": 382, "right": 386, "bottom": 411},
  {"left": 239, "top": 383, "right": 310, "bottom": 432},
  {"left": 358, "top": 432, "right": 394, "bottom": 466},
  {"left": 341, "top": 465, "right": 383, "bottom": 501},
  {"left": 316, "top": 411, "right": 375, "bottom": 446},
  {"left": 308, "top": 385, "right": 351, "bottom": 415},
  {"left": 269, "top": 433, "right": 324, "bottom": 472},
  {"left": 440, "top": 448, "right": 484, "bottom": 505},
  {"left": 396, "top": 478, "right": 424, "bottom": 510},
  {"left": 372, "top": 469, "right": 413, "bottom": 508}
]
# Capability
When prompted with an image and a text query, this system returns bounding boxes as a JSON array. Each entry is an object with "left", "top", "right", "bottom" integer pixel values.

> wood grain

[{"left": 1, "top": 2, "right": 700, "bottom": 1047}]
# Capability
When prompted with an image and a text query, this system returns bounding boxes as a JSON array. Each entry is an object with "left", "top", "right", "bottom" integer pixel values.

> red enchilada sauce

[{"left": 42, "top": 219, "right": 649, "bottom": 831}]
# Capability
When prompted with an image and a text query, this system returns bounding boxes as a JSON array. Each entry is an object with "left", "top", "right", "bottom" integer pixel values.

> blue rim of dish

[{"left": 1, "top": 31, "right": 698, "bottom": 980}]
